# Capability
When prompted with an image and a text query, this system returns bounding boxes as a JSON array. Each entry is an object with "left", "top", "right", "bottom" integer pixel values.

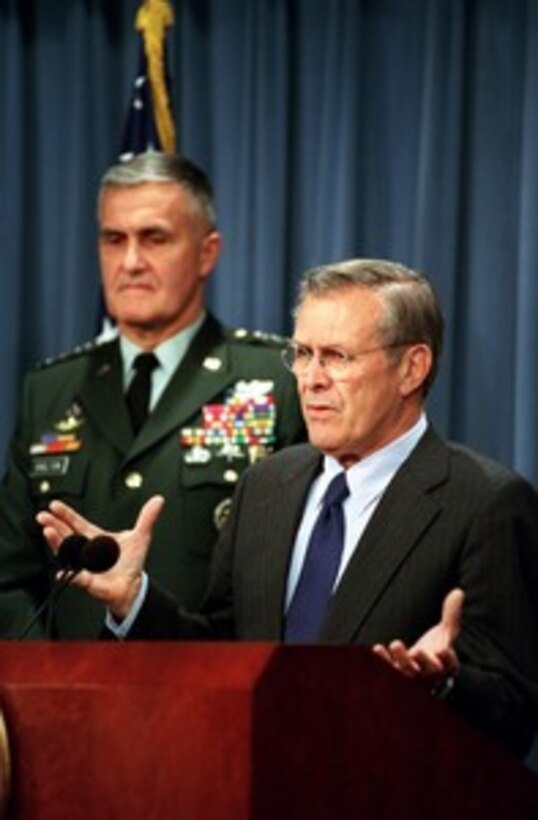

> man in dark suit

[
  {"left": 0, "top": 152, "right": 304, "bottom": 638},
  {"left": 39, "top": 259, "right": 538, "bottom": 756}
]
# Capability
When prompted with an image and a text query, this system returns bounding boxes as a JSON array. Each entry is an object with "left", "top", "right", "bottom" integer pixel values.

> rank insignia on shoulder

[
  {"left": 232, "top": 327, "right": 284, "bottom": 346},
  {"left": 233, "top": 328, "right": 249, "bottom": 339},
  {"left": 36, "top": 341, "right": 97, "bottom": 369}
]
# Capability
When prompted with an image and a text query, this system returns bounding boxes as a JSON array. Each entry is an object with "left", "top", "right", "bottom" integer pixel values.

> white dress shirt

[{"left": 284, "top": 414, "right": 428, "bottom": 609}]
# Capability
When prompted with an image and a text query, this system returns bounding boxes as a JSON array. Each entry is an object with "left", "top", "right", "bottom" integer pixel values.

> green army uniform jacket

[{"left": 0, "top": 313, "right": 305, "bottom": 638}]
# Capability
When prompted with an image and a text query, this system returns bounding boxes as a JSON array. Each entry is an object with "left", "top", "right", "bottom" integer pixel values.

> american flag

[
  {"left": 119, "top": 0, "right": 176, "bottom": 160},
  {"left": 97, "top": 0, "right": 177, "bottom": 338}
]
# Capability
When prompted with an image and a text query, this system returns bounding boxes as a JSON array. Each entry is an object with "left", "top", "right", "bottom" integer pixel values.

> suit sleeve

[
  {"left": 124, "top": 468, "right": 247, "bottom": 642},
  {"left": 447, "top": 476, "right": 538, "bottom": 756}
]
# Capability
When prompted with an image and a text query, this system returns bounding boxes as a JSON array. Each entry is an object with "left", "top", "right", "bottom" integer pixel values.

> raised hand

[
  {"left": 372, "top": 588, "right": 464, "bottom": 685},
  {"left": 36, "top": 495, "right": 165, "bottom": 619}
]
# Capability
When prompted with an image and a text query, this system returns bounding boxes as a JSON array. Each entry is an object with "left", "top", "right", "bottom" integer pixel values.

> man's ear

[
  {"left": 199, "top": 230, "right": 222, "bottom": 280},
  {"left": 398, "top": 344, "right": 433, "bottom": 397}
]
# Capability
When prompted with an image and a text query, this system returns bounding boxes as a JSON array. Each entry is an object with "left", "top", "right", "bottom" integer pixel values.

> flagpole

[{"left": 136, "top": 0, "right": 176, "bottom": 154}]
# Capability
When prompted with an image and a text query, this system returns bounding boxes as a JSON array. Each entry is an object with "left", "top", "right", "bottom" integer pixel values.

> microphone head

[
  {"left": 81, "top": 536, "right": 120, "bottom": 573},
  {"left": 56, "top": 534, "right": 89, "bottom": 571}
]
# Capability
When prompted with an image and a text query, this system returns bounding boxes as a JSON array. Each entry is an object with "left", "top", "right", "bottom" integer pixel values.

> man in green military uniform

[{"left": 0, "top": 152, "right": 305, "bottom": 638}]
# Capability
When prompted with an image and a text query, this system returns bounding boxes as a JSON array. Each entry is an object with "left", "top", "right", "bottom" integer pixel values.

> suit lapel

[
  {"left": 320, "top": 428, "right": 450, "bottom": 642},
  {"left": 77, "top": 341, "right": 133, "bottom": 455},
  {"left": 128, "top": 315, "right": 237, "bottom": 461}
]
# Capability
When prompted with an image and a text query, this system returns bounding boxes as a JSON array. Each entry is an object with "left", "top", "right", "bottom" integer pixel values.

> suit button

[
  {"left": 124, "top": 471, "right": 143, "bottom": 489},
  {"left": 223, "top": 469, "right": 239, "bottom": 484},
  {"left": 39, "top": 480, "right": 51, "bottom": 494}
]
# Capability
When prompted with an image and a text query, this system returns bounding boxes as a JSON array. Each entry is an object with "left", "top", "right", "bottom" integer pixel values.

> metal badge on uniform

[
  {"left": 96, "top": 362, "right": 112, "bottom": 377},
  {"left": 29, "top": 455, "right": 70, "bottom": 478},
  {"left": 53, "top": 402, "right": 84, "bottom": 433},
  {"left": 179, "top": 380, "right": 277, "bottom": 468},
  {"left": 233, "top": 379, "right": 274, "bottom": 397},
  {"left": 213, "top": 498, "right": 232, "bottom": 531},
  {"left": 183, "top": 444, "right": 212, "bottom": 465},
  {"left": 202, "top": 356, "right": 222, "bottom": 372},
  {"left": 216, "top": 442, "right": 245, "bottom": 461},
  {"left": 247, "top": 444, "right": 270, "bottom": 464}
]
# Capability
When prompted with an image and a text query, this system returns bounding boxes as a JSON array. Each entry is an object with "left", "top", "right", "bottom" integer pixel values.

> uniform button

[
  {"left": 124, "top": 471, "right": 143, "bottom": 489},
  {"left": 202, "top": 356, "right": 222, "bottom": 372},
  {"left": 223, "top": 469, "right": 239, "bottom": 484},
  {"left": 39, "top": 480, "right": 51, "bottom": 494}
]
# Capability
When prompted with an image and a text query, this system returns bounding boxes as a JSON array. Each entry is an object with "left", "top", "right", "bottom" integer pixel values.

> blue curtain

[{"left": 1, "top": 0, "right": 538, "bottom": 485}]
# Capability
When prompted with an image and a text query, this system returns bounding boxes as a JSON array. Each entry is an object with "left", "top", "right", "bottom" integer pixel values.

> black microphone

[
  {"left": 56, "top": 533, "right": 89, "bottom": 572},
  {"left": 16, "top": 534, "right": 120, "bottom": 639},
  {"left": 56, "top": 533, "right": 119, "bottom": 574},
  {"left": 81, "top": 535, "right": 120, "bottom": 573}
]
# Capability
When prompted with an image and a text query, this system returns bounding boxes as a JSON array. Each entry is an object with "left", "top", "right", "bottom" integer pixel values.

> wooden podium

[{"left": 0, "top": 642, "right": 536, "bottom": 819}]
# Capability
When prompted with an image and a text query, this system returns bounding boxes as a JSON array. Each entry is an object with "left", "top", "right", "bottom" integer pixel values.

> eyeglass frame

[{"left": 280, "top": 339, "right": 417, "bottom": 377}]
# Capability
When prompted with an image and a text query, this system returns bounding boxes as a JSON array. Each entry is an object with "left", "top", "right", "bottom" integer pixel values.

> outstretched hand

[
  {"left": 372, "top": 588, "right": 464, "bottom": 685},
  {"left": 36, "top": 495, "right": 165, "bottom": 619}
]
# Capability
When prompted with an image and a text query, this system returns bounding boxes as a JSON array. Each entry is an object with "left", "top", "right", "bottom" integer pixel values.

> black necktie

[
  {"left": 284, "top": 472, "right": 350, "bottom": 643},
  {"left": 125, "top": 353, "right": 158, "bottom": 434}
]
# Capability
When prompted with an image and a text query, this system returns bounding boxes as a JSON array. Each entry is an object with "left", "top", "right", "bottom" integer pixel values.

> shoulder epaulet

[
  {"left": 34, "top": 339, "right": 100, "bottom": 370},
  {"left": 228, "top": 327, "right": 287, "bottom": 347}
]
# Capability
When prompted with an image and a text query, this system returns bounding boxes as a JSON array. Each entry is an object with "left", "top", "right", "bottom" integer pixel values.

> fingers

[
  {"left": 441, "top": 588, "right": 464, "bottom": 638},
  {"left": 408, "top": 646, "right": 459, "bottom": 678},
  {"left": 36, "top": 495, "right": 165, "bottom": 549},
  {"left": 372, "top": 641, "right": 458, "bottom": 680},
  {"left": 385, "top": 640, "right": 422, "bottom": 676},
  {"left": 372, "top": 641, "right": 420, "bottom": 677},
  {"left": 133, "top": 495, "right": 166, "bottom": 539},
  {"left": 36, "top": 500, "right": 102, "bottom": 542},
  {"left": 372, "top": 644, "right": 391, "bottom": 663},
  {"left": 36, "top": 516, "right": 72, "bottom": 551}
]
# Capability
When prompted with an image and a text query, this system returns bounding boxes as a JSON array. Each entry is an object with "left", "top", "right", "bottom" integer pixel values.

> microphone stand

[{"left": 16, "top": 569, "right": 79, "bottom": 640}]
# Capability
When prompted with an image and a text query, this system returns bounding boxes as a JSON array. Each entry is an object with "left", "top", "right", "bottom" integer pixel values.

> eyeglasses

[{"left": 281, "top": 340, "right": 410, "bottom": 378}]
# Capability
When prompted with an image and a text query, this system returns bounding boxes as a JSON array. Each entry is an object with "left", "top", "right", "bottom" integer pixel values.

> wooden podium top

[{"left": 0, "top": 642, "right": 536, "bottom": 819}]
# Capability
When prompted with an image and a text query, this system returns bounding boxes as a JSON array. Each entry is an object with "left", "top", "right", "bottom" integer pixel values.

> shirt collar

[
  {"left": 119, "top": 311, "right": 206, "bottom": 384},
  {"left": 318, "top": 413, "right": 428, "bottom": 506}
]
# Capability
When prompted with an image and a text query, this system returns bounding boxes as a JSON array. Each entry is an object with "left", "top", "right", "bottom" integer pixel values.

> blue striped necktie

[{"left": 284, "top": 471, "right": 349, "bottom": 642}]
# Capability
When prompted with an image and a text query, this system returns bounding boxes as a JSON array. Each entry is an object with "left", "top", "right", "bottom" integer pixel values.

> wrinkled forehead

[
  {"left": 98, "top": 180, "right": 203, "bottom": 222},
  {"left": 293, "top": 288, "right": 386, "bottom": 345}
]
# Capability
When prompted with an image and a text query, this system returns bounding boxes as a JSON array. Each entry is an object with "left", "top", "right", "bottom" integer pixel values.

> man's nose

[
  {"left": 301, "top": 354, "right": 332, "bottom": 387},
  {"left": 122, "top": 240, "right": 144, "bottom": 271}
]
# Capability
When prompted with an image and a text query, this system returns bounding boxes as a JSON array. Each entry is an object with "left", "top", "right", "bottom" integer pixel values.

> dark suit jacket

[
  {"left": 0, "top": 314, "right": 305, "bottom": 638},
  {"left": 130, "top": 426, "right": 538, "bottom": 755}
]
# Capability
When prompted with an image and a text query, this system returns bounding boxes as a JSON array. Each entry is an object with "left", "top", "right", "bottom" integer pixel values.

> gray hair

[
  {"left": 99, "top": 151, "right": 216, "bottom": 228},
  {"left": 295, "top": 258, "right": 444, "bottom": 394}
]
